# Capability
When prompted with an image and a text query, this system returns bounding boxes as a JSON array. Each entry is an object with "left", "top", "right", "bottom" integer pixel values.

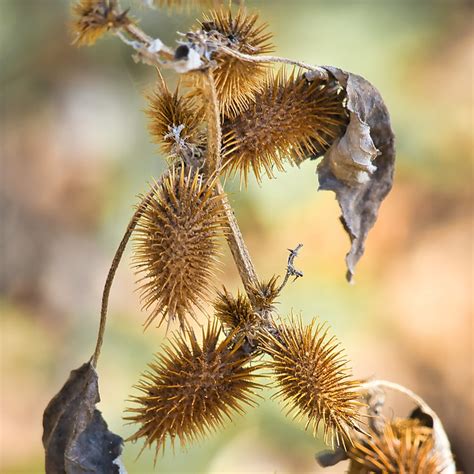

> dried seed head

[
  {"left": 249, "top": 275, "right": 280, "bottom": 314},
  {"left": 194, "top": 8, "right": 274, "bottom": 116},
  {"left": 262, "top": 317, "right": 364, "bottom": 448},
  {"left": 147, "top": 77, "right": 204, "bottom": 163},
  {"left": 71, "top": 0, "right": 131, "bottom": 46},
  {"left": 222, "top": 69, "right": 349, "bottom": 184},
  {"left": 149, "top": 0, "right": 220, "bottom": 12},
  {"left": 214, "top": 288, "right": 263, "bottom": 354},
  {"left": 214, "top": 288, "right": 256, "bottom": 332},
  {"left": 126, "top": 322, "right": 262, "bottom": 457},
  {"left": 132, "top": 166, "right": 225, "bottom": 330},
  {"left": 348, "top": 419, "right": 444, "bottom": 473}
]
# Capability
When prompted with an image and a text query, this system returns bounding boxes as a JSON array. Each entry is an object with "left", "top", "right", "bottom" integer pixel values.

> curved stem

[
  {"left": 361, "top": 380, "right": 456, "bottom": 474},
  {"left": 90, "top": 183, "right": 159, "bottom": 368},
  {"left": 219, "top": 47, "right": 329, "bottom": 79}
]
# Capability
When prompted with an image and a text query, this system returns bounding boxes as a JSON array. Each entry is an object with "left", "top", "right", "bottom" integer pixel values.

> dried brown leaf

[
  {"left": 42, "top": 362, "right": 124, "bottom": 473},
  {"left": 311, "top": 68, "right": 396, "bottom": 282}
]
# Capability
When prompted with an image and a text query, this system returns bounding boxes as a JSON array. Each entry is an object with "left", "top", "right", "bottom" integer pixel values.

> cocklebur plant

[{"left": 42, "top": 1, "right": 456, "bottom": 472}]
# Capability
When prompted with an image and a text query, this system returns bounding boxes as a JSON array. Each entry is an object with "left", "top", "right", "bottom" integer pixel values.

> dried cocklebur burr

[
  {"left": 125, "top": 321, "right": 262, "bottom": 458},
  {"left": 248, "top": 275, "right": 280, "bottom": 315},
  {"left": 262, "top": 317, "right": 365, "bottom": 449},
  {"left": 132, "top": 166, "right": 226, "bottom": 330},
  {"left": 222, "top": 69, "right": 349, "bottom": 184},
  {"left": 147, "top": 75, "right": 205, "bottom": 163},
  {"left": 185, "top": 7, "right": 274, "bottom": 117},
  {"left": 214, "top": 288, "right": 256, "bottom": 332},
  {"left": 71, "top": 0, "right": 131, "bottom": 46},
  {"left": 347, "top": 419, "right": 445, "bottom": 474},
  {"left": 214, "top": 288, "right": 261, "bottom": 354},
  {"left": 146, "top": 0, "right": 222, "bottom": 12}
]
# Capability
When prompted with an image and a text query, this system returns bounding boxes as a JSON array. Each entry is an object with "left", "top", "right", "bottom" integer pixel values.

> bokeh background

[{"left": 1, "top": 0, "right": 473, "bottom": 472}]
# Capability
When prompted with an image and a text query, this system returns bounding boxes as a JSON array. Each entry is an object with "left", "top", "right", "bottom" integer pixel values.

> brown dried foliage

[
  {"left": 348, "top": 419, "right": 445, "bottom": 474},
  {"left": 222, "top": 69, "right": 349, "bottom": 184},
  {"left": 71, "top": 0, "right": 131, "bottom": 46},
  {"left": 262, "top": 318, "right": 364, "bottom": 448},
  {"left": 126, "top": 322, "right": 262, "bottom": 457},
  {"left": 132, "top": 166, "right": 226, "bottom": 330}
]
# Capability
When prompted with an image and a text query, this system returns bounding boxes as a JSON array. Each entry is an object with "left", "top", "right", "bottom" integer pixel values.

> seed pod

[
  {"left": 214, "top": 288, "right": 263, "bottom": 353},
  {"left": 191, "top": 7, "right": 274, "bottom": 117},
  {"left": 149, "top": 0, "right": 221, "bottom": 11},
  {"left": 214, "top": 288, "right": 256, "bottom": 332},
  {"left": 249, "top": 275, "right": 280, "bottom": 314},
  {"left": 132, "top": 166, "right": 225, "bottom": 330},
  {"left": 126, "top": 322, "right": 262, "bottom": 457},
  {"left": 71, "top": 0, "right": 131, "bottom": 46},
  {"left": 262, "top": 317, "right": 364, "bottom": 448},
  {"left": 222, "top": 69, "right": 349, "bottom": 184},
  {"left": 348, "top": 419, "right": 444, "bottom": 473},
  {"left": 147, "top": 77, "right": 204, "bottom": 163}
]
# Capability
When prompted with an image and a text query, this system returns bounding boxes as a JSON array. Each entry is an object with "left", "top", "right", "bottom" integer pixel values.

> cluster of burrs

[{"left": 70, "top": 2, "right": 449, "bottom": 473}]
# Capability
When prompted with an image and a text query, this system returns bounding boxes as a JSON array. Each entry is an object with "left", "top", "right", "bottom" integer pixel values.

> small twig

[
  {"left": 124, "top": 23, "right": 174, "bottom": 57},
  {"left": 361, "top": 380, "right": 456, "bottom": 474},
  {"left": 219, "top": 47, "right": 329, "bottom": 79},
  {"left": 116, "top": 23, "right": 188, "bottom": 70},
  {"left": 278, "top": 243, "right": 304, "bottom": 292},
  {"left": 90, "top": 180, "right": 161, "bottom": 367}
]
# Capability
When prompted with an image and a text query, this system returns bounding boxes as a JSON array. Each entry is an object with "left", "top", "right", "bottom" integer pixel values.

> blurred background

[{"left": 1, "top": 0, "right": 472, "bottom": 472}]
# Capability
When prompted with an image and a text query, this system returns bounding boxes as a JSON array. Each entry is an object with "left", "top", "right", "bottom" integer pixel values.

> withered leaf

[
  {"left": 309, "top": 67, "right": 396, "bottom": 282},
  {"left": 315, "top": 447, "right": 348, "bottom": 467},
  {"left": 42, "top": 362, "right": 125, "bottom": 474}
]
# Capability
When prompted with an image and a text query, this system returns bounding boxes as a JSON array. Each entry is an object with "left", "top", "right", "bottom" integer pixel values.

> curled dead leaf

[
  {"left": 42, "top": 362, "right": 125, "bottom": 473},
  {"left": 308, "top": 67, "right": 396, "bottom": 282}
]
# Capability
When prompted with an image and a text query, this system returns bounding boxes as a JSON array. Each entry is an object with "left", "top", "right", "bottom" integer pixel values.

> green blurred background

[{"left": 1, "top": 0, "right": 472, "bottom": 472}]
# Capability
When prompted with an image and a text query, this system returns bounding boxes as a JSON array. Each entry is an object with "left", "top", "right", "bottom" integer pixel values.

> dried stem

[
  {"left": 278, "top": 243, "right": 304, "bottom": 292},
  {"left": 217, "top": 182, "right": 259, "bottom": 294},
  {"left": 204, "top": 68, "right": 222, "bottom": 173},
  {"left": 201, "top": 63, "right": 260, "bottom": 298},
  {"left": 361, "top": 380, "right": 456, "bottom": 474},
  {"left": 114, "top": 21, "right": 329, "bottom": 78},
  {"left": 91, "top": 181, "right": 161, "bottom": 367},
  {"left": 115, "top": 23, "right": 174, "bottom": 68},
  {"left": 219, "top": 47, "right": 329, "bottom": 79}
]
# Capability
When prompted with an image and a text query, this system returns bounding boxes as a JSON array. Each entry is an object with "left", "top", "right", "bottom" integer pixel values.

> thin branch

[
  {"left": 219, "top": 47, "right": 329, "bottom": 79},
  {"left": 217, "top": 182, "right": 259, "bottom": 295},
  {"left": 90, "top": 182, "right": 160, "bottom": 367},
  {"left": 278, "top": 243, "right": 304, "bottom": 292},
  {"left": 115, "top": 23, "right": 183, "bottom": 70},
  {"left": 361, "top": 380, "right": 456, "bottom": 474}
]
